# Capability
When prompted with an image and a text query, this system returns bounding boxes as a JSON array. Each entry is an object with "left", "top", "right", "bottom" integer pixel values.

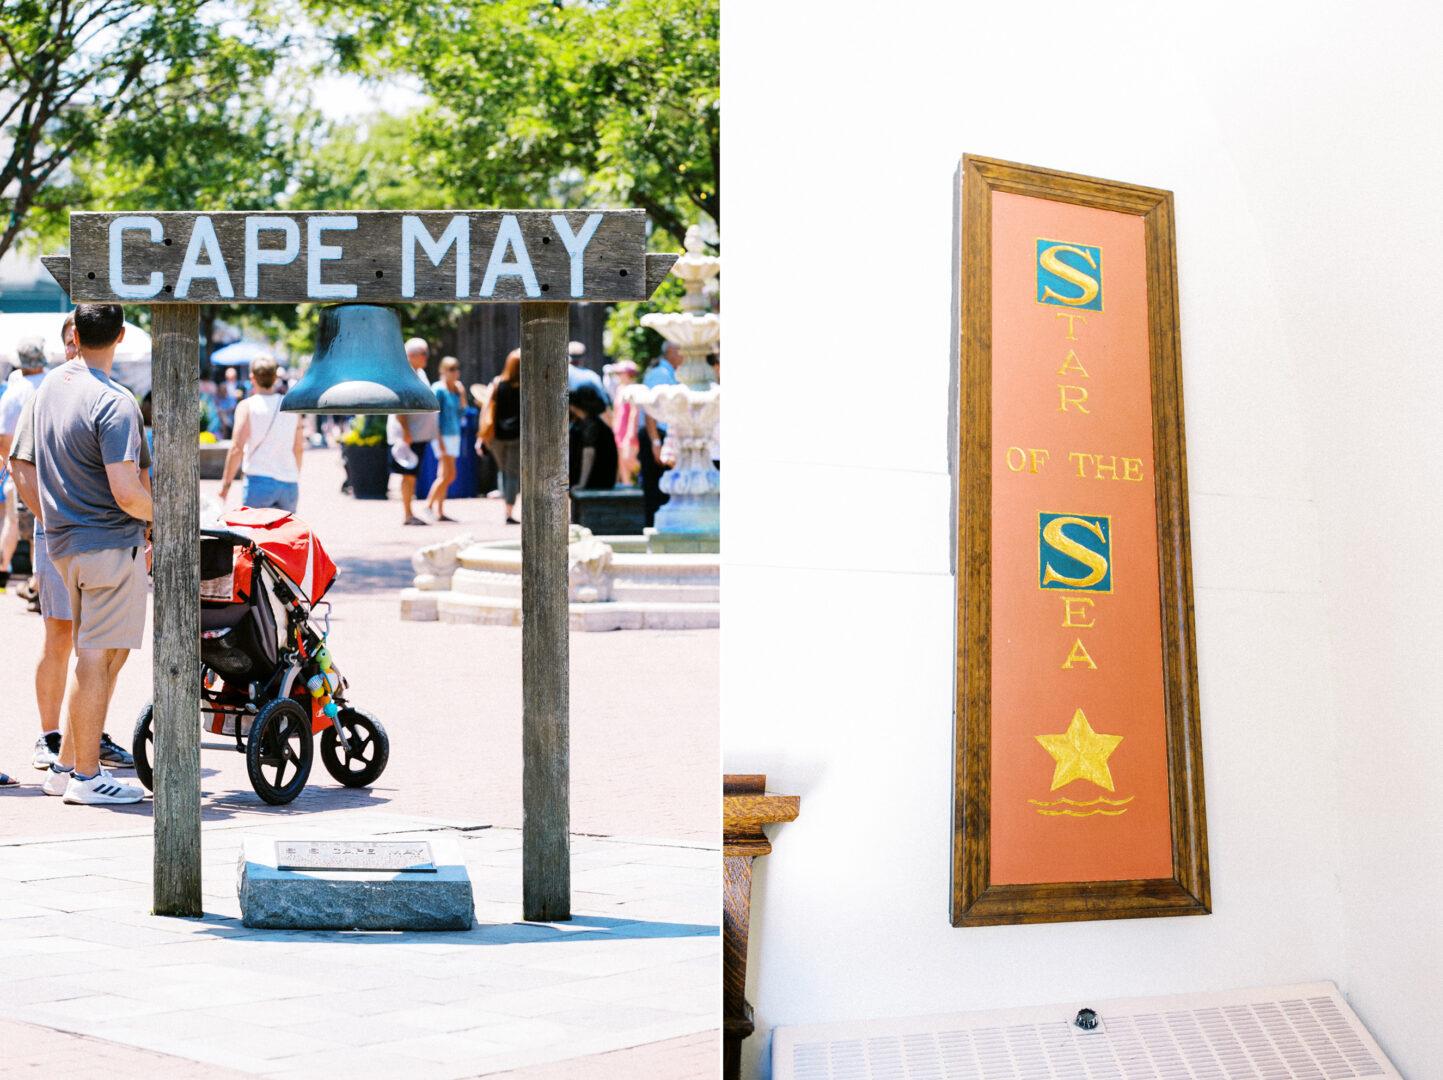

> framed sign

[{"left": 951, "top": 156, "right": 1209, "bottom": 926}]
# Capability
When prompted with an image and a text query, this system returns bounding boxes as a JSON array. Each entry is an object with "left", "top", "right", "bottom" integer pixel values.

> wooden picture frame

[{"left": 951, "top": 155, "right": 1209, "bottom": 926}]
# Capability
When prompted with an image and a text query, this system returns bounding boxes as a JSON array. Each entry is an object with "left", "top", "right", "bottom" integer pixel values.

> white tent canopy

[{"left": 0, "top": 311, "right": 152, "bottom": 371}]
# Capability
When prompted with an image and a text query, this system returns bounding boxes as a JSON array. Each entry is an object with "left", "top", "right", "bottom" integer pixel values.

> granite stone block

[{"left": 237, "top": 837, "right": 474, "bottom": 931}]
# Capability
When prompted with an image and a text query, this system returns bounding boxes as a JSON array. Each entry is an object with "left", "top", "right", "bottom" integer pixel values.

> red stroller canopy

[{"left": 221, "top": 507, "right": 338, "bottom": 603}]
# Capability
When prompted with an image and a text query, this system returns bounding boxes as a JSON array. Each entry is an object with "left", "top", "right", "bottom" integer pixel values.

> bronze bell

[{"left": 280, "top": 304, "right": 439, "bottom": 415}]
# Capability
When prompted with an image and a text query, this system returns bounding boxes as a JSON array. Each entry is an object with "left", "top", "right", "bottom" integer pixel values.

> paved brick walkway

[
  {"left": 0, "top": 815, "right": 719, "bottom": 1078},
  {"left": 1, "top": 1020, "right": 717, "bottom": 1079},
  {"left": 0, "top": 446, "right": 720, "bottom": 1078}
]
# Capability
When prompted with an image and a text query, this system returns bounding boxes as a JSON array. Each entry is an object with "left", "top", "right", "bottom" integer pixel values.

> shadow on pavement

[
  {"left": 329, "top": 555, "right": 417, "bottom": 594},
  {"left": 188, "top": 915, "right": 719, "bottom": 943},
  {"left": 200, "top": 785, "right": 392, "bottom": 819},
  {"left": 3, "top": 784, "right": 395, "bottom": 821}
]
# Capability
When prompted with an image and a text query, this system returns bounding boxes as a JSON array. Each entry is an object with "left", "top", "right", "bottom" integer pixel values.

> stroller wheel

[
  {"left": 132, "top": 703, "right": 155, "bottom": 792},
  {"left": 245, "top": 698, "right": 314, "bottom": 805},
  {"left": 320, "top": 708, "right": 390, "bottom": 788}
]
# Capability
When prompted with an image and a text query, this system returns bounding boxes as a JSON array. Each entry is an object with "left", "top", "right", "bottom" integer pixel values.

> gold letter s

[
  {"left": 1041, "top": 516, "right": 1109, "bottom": 589},
  {"left": 1039, "top": 245, "right": 1100, "bottom": 307}
]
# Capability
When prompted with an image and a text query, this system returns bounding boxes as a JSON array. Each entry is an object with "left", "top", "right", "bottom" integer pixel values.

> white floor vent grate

[{"left": 772, "top": 982, "right": 1400, "bottom": 1080}]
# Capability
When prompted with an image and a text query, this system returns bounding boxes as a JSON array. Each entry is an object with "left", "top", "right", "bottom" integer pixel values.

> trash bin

[{"left": 417, "top": 407, "right": 481, "bottom": 498}]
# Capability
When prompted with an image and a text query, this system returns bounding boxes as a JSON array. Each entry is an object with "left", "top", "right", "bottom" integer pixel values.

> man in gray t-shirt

[
  {"left": 11, "top": 324, "right": 149, "bottom": 777},
  {"left": 31, "top": 304, "right": 153, "bottom": 805}
]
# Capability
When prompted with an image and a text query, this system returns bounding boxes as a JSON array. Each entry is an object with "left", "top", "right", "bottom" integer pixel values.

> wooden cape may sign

[
  {"left": 951, "top": 156, "right": 1210, "bottom": 926},
  {"left": 45, "top": 209, "right": 675, "bottom": 305},
  {"left": 41, "top": 205, "right": 677, "bottom": 925}
]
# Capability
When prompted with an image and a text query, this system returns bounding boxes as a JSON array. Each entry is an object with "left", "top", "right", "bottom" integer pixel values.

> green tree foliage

[
  {"left": 0, "top": 0, "right": 287, "bottom": 259},
  {"left": 306, "top": 0, "right": 718, "bottom": 248},
  {"left": 252, "top": 112, "right": 468, "bottom": 363}
]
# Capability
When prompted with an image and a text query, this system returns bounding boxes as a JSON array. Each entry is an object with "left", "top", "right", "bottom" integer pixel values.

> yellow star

[{"left": 1035, "top": 708, "right": 1123, "bottom": 792}]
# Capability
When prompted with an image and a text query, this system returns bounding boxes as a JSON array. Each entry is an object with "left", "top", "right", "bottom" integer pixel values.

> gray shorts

[{"left": 32, "top": 530, "right": 71, "bottom": 621}]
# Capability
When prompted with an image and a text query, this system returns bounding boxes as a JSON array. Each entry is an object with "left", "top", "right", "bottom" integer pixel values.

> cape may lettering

[{"left": 66, "top": 209, "right": 648, "bottom": 305}]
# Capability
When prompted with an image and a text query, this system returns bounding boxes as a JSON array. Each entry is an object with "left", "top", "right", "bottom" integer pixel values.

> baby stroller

[{"left": 132, "top": 508, "right": 389, "bottom": 805}]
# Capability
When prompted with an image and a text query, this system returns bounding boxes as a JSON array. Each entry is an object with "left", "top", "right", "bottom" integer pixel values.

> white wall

[{"left": 721, "top": 2, "right": 1443, "bottom": 1077}]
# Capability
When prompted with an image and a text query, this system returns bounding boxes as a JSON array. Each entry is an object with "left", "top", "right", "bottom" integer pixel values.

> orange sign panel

[{"left": 988, "top": 191, "right": 1173, "bottom": 885}]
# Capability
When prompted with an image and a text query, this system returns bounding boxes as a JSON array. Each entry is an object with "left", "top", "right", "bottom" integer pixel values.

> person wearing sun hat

[{"left": 0, "top": 335, "right": 47, "bottom": 592}]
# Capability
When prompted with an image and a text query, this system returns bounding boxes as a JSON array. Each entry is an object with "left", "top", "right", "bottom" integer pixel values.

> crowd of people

[
  {"left": 458, "top": 337, "right": 717, "bottom": 529},
  {"left": 0, "top": 310, "right": 713, "bottom": 792}
]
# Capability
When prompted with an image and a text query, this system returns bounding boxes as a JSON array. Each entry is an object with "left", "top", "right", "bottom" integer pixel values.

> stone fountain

[
  {"left": 628, "top": 225, "right": 721, "bottom": 546},
  {"left": 397, "top": 226, "right": 724, "bottom": 631}
]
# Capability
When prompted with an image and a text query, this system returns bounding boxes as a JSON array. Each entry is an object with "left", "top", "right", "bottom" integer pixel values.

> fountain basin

[{"left": 401, "top": 536, "right": 719, "bottom": 632}]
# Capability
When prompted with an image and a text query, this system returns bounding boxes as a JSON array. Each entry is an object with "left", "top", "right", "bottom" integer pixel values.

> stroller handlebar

[{"left": 199, "top": 526, "right": 253, "bottom": 546}]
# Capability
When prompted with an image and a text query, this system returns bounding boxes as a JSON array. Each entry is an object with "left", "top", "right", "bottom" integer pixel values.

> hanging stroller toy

[{"left": 132, "top": 508, "right": 389, "bottom": 805}]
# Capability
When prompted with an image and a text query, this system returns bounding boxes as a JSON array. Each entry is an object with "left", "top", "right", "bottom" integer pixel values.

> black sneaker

[
  {"left": 32, "top": 730, "right": 62, "bottom": 770},
  {"left": 98, "top": 732, "right": 134, "bottom": 769}
]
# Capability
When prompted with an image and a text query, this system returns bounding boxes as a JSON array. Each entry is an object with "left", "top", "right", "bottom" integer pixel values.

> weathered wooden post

[
  {"left": 520, "top": 302, "right": 572, "bottom": 921},
  {"left": 150, "top": 304, "right": 202, "bottom": 916}
]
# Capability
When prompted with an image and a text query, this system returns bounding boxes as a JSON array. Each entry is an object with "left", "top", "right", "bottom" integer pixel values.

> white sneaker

[
  {"left": 42, "top": 765, "right": 73, "bottom": 796},
  {"left": 32, "top": 732, "right": 61, "bottom": 770},
  {"left": 62, "top": 769, "right": 144, "bottom": 805}
]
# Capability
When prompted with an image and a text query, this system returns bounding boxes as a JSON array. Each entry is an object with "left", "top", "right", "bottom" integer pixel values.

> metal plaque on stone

[{"left": 275, "top": 840, "right": 437, "bottom": 873}]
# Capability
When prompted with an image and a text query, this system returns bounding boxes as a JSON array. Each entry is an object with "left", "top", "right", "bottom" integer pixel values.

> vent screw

[{"left": 1075, "top": 1008, "right": 1099, "bottom": 1030}]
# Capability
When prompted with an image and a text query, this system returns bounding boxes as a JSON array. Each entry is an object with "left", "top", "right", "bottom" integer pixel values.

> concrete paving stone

[
  {"left": 278, "top": 983, "right": 446, "bottom": 1017},
  {"left": 474, "top": 907, "right": 523, "bottom": 928},
  {"left": 0, "top": 1016, "right": 260, "bottom": 1079},
  {"left": 463, "top": 988, "right": 606, "bottom": 1020},
  {"left": 11, "top": 991, "right": 179, "bottom": 1024},
  {"left": 382, "top": 976, "right": 497, "bottom": 1005},
  {"left": 411, "top": 962, "right": 580, "bottom": 994},
  {"left": 30, "top": 866, "right": 151, "bottom": 895},
  {"left": 179, "top": 1016, "right": 341, "bottom": 1060},
  {"left": 27, "top": 891, "right": 149, "bottom": 915},
  {"left": 546, "top": 1000, "right": 697, "bottom": 1031},
  {"left": 41, "top": 913, "right": 200, "bottom": 948},
  {"left": 523, "top": 945, "right": 704, "bottom": 978},
  {"left": 0, "top": 900, "right": 62, "bottom": 919},
  {"left": 83, "top": 1026, "right": 278, "bottom": 1075},
  {"left": 367, "top": 1030, "right": 516, "bottom": 1064},
  {"left": 0, "top": 861, "right": 88, "bottom": 882},
  {"left": 547, "top": 966, "right": 708, "bottom": 1005},
  {"left": 485, "top": 1032, "right": 720, "bottom": 1080},
  {"left": 35, "top": 966, "right": 168, "bottom": 997},
  {"left": 0, "top": 934, "right": 104, "bottom": 957},
  {"left": 262, "top": 1047, "right": 462, "bottom": 1080},
  {"left": 33, "top": 869, "right": 147, "bottom": 892},
  {"left": 24, "top": 836, "right": 150, "bottom": 858},
  {"left": 89, "top": 1010, "right": 268, "bottom": 1051},
  {"left": 456, "top": 1015, "right": 594, "bottom": 1050},
  {"left": 645, "top": 847, "right": 723, "bottom": 869},
  {"left": 135, "top": 976, "right": 321, "bottom": 1010},
  {"left": 619, "top": 983, "right": 722, "bottom": 1016},
  {"left": 141, "top": 963, "right": 325, "bottom": 1002},
  {"left": 0, "top": 975, "right": 96, "bottom": 1007},
  {"left": 276, "top": 1013, "right": 435, "bottom": 1047},
  {"left": 195, "top": 993, "right": 354, "bottom": 1026},
  {"left": 0, "top": 915, "right": 50, "bottom": 940},
  {"left": 365, "top": 1002, "right": 518, "bottom": 1033},
  {"left": 571, "top": 863, "right": 678, "bottom": 887}
]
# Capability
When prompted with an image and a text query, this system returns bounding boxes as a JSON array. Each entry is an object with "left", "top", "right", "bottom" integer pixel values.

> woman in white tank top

[{"left": 219, "top": 354, "right": 304, "bottom": 512}]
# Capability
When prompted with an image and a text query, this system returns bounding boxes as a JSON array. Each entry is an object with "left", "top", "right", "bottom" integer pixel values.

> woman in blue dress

[{"left": 425, "top": 356, "right": 464, "bottom": 521}]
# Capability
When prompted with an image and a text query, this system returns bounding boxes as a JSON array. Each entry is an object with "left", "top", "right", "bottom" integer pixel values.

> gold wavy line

[
  {"left": 1028, "top": 795, "right": 1135, "bottom": 808},
  {"left": 1036, "top": 808, "right": 1130, "bottom": 817}
]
